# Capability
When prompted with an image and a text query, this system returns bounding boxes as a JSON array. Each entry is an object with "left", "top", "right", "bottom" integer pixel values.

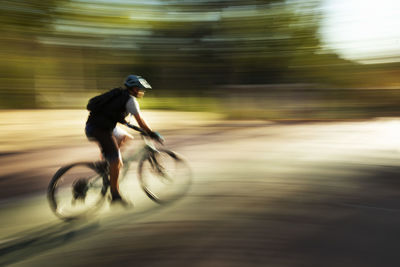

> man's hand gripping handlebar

[{"left": 124, "top": 122, "right": 164, "bottom": 144}]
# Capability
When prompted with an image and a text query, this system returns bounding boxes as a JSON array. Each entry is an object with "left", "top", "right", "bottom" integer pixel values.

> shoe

[{"left": 110, "top": 194, "right": 132, "bottom": 209}]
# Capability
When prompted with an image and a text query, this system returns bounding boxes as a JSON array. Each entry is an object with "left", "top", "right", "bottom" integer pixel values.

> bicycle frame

[
  {"left": 48, "top": 123, "right": 190, "bottom": 220},
  {"left": 88, "top": 125, "right": 159, "bottom": 189},
  {"left": 120, "top": 126, "right": 160, "bottom": 180}
]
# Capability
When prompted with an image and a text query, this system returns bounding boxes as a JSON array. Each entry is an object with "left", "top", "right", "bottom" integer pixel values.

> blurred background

[
  {"left": 1, "top": 0, "right": 399, "bottom": 119},
  {"left": 2, "top": 1, "right": 400, "bottom": 265}
]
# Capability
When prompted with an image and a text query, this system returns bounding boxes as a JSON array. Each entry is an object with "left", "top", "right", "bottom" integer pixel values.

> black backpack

[{"left": 86, "top": 88, "right": 124, "bottom": 112}]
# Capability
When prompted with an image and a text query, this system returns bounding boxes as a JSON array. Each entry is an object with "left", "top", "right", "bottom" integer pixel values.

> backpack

[{"left": 86, "top": 88, "right": 124, "bottom": 112}]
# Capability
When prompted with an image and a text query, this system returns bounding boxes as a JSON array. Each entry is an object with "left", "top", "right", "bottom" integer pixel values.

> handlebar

[
  {"left": 124, "top": 122, "right": 147, "bottom": 135},
  {"left": 124, "top": 123, "right": 164, "bottom": 144}
]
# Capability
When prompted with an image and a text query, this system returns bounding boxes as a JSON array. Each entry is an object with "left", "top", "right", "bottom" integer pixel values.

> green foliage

[{"left": 0, "top": 0, "right": 398, "bottom": 118}]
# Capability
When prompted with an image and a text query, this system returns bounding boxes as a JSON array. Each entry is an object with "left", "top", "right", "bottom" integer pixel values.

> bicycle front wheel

[
  {"left": 138, "top": 149, "right": 192, "bottom": 204},
  {"left": 47, "top": 162, "right": 108, "bottom": 220}
]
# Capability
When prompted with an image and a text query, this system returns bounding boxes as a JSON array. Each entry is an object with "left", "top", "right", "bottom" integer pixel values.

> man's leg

[
  {"left": 117, "top": 135, "right": 128, "bottom": 148},
  {"left": 92, "top": 130, "right": 124, "bottom": 199},
  {"left": 109, "top": 158, "right": 123, "bottom": 199},
  {"left": 113, "top": 126, "right": 134, "bottom": 155},
  {"left": 113, "top": 126, "right": 134, "bottom": 149}
]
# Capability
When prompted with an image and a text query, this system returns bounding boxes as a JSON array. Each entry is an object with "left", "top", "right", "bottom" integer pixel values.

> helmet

[{"left": 124, "top": 74, "right": 152, "bottom": 89}]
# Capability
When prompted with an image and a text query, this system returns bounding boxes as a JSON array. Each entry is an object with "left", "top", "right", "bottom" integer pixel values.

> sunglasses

[{"left": 129, "top": 87, "right": 146, "bottom": 92}]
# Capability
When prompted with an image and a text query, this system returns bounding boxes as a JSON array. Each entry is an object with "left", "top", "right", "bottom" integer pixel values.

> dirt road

[{"left": 1, "top": 117, "right": 400, "bottom": 266}]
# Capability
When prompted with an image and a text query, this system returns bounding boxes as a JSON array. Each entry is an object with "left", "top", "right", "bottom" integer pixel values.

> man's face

[{"left": 128, "top": 87, "right": 145, "bottom": 98}]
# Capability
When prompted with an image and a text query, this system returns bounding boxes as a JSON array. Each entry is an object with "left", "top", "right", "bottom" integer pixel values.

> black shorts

[{"left": 85, "top": 124, "right": 120, "bottom": 162}]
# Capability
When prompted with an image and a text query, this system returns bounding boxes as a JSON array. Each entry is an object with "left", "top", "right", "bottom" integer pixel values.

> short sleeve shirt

[{"left": 125, "top": 96, "right": 140, "bottom": 115}]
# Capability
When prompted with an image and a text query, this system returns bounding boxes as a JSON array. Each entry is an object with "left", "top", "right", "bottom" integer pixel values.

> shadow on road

[
  {"left": 272, "top": 165, "right": 400, "bottom": 267},
  {"left": 0, "top": 194, "right": 180, "bottom": 266},
  {"left": 343, "top": 165, "right": 400, "bottom": 210},
  {"left": 0, "top": 220, "right": 100, "bottom": 266}
]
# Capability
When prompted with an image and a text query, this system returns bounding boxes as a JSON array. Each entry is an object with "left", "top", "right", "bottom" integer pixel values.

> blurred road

[{"left": 1, "top": 118, "right": 400, "bottom": 266}]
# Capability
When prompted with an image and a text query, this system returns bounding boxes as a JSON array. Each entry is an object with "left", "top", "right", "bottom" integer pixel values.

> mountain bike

[{"left": 47, "top": 123, "right": 192, "bottom": 221}]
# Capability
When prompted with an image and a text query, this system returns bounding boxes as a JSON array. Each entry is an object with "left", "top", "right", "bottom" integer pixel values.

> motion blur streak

[
  {"left": 1, "top": 0, "right": 400, "bottom": 266},
  {"left": 1, "top": 0, "right": 398, "bottom": 116}
]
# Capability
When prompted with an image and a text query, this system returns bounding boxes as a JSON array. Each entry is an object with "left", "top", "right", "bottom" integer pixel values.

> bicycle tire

[
  {"left": 47, "top": 161, "right": 108, "bottom": 220},
  {"left": 138, "top": 149, "right": 192, "bottom": 204}
]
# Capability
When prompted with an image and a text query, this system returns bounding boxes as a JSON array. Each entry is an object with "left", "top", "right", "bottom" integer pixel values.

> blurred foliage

[{"left": 0, "top": 0, "right": 399, "bottom": 119}]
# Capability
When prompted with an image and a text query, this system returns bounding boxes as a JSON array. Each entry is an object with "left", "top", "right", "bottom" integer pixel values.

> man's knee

[
  {"left": 109, "top": 158, "right": 123, "bottom": 168},
  {"left": 118, "top": 135, "right": 133, "bottom": 148}
]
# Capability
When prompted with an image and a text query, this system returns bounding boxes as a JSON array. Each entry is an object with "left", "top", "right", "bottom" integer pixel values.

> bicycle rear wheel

[
  {"left": 47, "top": 162, "right": 108, "bottom": 220},
  {"left": 138, "top": 149, "right": 192, "bottom": 204}
]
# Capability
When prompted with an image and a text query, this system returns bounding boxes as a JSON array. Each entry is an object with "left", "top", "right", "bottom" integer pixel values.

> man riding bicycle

[{"left": 85, "top": 74, "right": 163, "bottom": 205}]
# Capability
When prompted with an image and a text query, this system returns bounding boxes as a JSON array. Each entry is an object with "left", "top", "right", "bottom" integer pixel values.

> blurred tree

[
  {"left": 0, "top": 0, "right": 70, "bottom": 108},
  {"left": 1, "top": 1, "right": 65, "bottom": 32},
  {"left": 1, "top": 0, "right": 396, "bottom": 110},
  {"left": 133, "top": 0, "right": 326, "bottom": 93}
]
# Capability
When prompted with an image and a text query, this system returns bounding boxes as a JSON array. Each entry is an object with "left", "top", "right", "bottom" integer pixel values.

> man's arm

[
  {"left": 133, "top": 113, "right": 152, "bottom": 133},
  {"left": 126, "top": 97, "right": 152, "bottom": 133},
  {"left": 133, "top": 113, "right": 164, "bottom": 143},
  {"left": 126, "top": 98, "right": 163, "bottom": 142}
]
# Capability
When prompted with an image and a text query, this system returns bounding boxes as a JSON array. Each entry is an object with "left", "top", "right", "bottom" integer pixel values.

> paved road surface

[{"left": 1, "top": 119, "right": 400, "bottom": 266}]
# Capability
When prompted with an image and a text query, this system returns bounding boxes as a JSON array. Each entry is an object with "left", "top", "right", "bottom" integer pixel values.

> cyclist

[{"left": 85, "top": 74, "right": 163, "bottom": 205}]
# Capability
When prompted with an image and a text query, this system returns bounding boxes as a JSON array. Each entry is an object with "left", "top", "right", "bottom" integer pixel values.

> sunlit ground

[
  {"left": 1, "top": 112, "right": 400, "bottom": 265},
  {"left": 0, "top": 109, "right": 222, "bottom": 152}
]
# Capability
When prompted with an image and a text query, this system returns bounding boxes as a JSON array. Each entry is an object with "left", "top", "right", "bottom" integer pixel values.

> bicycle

[{"left": 47, "top": 123, "right": 192, "bottom": 221}]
